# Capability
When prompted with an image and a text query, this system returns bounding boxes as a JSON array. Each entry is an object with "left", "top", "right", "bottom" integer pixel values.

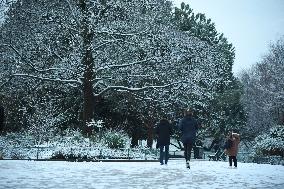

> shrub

[
  {"left": 50, "top": 151, "right": 66, "bottom": 160},
  {"left": 254, "top": 125, "right": 284, "bottom": 157},
  {"left": 102, "top": 129, "right": 129, "bottom": 149}
]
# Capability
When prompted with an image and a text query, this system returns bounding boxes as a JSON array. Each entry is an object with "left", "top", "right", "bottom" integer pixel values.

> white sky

[
  {"left": 172, "top": 0, "right": 284, "bottom": 74},
  {"left": 1, "top": 160, "right": 284, "bottom": 188}
]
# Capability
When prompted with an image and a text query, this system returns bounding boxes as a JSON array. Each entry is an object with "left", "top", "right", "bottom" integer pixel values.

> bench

[{"left": 208, "top": 149, "right": 226, "bottom": 161}]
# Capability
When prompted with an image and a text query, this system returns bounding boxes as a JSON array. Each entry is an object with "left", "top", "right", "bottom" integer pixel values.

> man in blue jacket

[{"left": 179, "top": 109, "right": 200, "bottom": 169}]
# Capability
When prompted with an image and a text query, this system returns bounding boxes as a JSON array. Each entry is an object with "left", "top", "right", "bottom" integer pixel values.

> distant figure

[
  {"left": 155, "top": 116, "right": 172, "bottom": 165},
  {"left": 178, "top": 109, "right": 200, "bottom": 169},
  {"left": 224, "top": 132, "right": 240, "bottom": 168},
  {"left": 0, "top": 105, "right": 4, "bottom": 133}
]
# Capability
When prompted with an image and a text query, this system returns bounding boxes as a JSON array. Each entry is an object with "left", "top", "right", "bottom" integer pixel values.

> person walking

[
  {"left": 155, "top": 116, "right": 172, "bottom": 165},
  {"left": 178, "top": 109, "right": 200, "bottom": 169},
  {"left": 224, "top": 131, "right": 240, "bottom": 168}
]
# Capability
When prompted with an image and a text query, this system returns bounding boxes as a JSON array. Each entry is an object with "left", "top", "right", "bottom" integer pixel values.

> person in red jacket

[{"left": 224, "top": 131, "right": 240, "bottom": 168}]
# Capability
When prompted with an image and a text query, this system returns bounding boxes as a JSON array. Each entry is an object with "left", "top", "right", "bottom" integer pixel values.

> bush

[
  {"left": 103, "top": 129, "right": 129, "bottom": 149},
  {"left": 50, "top": 151, "right": 66, "bottom": 160},
  {"left": 0, "top": 128, "right": 158, "bottom": 160},
  {"left": 254, "top": 125, "right": 284, "bottom": 157}
]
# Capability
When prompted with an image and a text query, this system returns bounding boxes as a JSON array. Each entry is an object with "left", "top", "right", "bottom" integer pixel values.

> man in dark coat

[
  {"left": 0, "top": 105, "right": 4, "bottom": 133},
  {"left": 179, "top": 109, "right": 200, "bottom": 169},
  {"left": 155, "top": 117, "right": 172, "bottom": 165}
]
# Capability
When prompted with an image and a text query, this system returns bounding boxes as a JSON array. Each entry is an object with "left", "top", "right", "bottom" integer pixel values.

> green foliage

[
  {"left": 171, "top": 3, "right": 240, "bottom": 141},
  {"left": 206, "top": 79, "right": 246, "bottom": 138},
  {"left": 173, "top": 2, "right": 235, "bottom": 80},
  {"left": 102, "top": 129, "right": 129, "bottom": 149}
]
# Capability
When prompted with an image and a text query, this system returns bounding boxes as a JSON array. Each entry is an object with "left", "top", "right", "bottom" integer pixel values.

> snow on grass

[{"left": 1, "top": 159, "right": 284, "bottom": 189}]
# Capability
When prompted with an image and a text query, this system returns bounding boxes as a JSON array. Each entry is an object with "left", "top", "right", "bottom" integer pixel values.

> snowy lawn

[{"left": 1, "top": 159, "right": 284, "bottom": 189}]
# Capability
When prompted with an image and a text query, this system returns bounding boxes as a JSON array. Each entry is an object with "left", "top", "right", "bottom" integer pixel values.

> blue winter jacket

[{"left": 178, "top": 115, "right": 199, "bottom": 144}]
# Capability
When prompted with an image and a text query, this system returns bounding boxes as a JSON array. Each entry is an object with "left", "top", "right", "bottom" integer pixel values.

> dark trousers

[
  {"left": 159, "top": 145, "right": 169, "bottom": 164},
  {"left": 183, "top": 142, "right": 193, "bottom": 161},
  {"left": 229, "top": 156, "right": 237, "bottom": 167}
]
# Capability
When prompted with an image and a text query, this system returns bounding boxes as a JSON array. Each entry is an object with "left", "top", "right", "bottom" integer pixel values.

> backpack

[{"left": 224, "top": 139, "right": 233, "bottom": 150}]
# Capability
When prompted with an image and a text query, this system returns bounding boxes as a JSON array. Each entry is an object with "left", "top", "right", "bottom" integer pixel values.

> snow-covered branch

[
  {"left": 96, "top": 57, "right": 155, "bottom": 72},
  {"left": 95, "top": 30, "right": 149, "bottom": 37},
  {"left": 95, "top": 81, "right": 182, "bottom": 96},
  {"left": 92, "top": 39, "right": 130, "bottom": 50},
  {"left": 11, "top": 74, "right": 82, "bottom": 85},
  {"left": 64, "top": 0, "right": 80, "bottom": 26},
  {"left": 2, "top": 44, "right": 38, "bottom": 72},
  {"left": 2, "top": 44, "right": 82, "bottom": 77},
  {"left": 2, "top": 44, "right": 77, "bottom": 74}
]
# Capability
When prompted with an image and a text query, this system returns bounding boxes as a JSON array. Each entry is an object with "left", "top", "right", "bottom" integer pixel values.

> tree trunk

[
  {"left": 146, "top": 122, "right": 154, "bottom": 148},
  {"left": 79, "top": 0, "right": 95, "bottom": 135},
  {"left": 278, "top": 108, "right": 284, "bottom": 125},
  {"left": 131, "top": 130, "right": 139, "bottom": 148}
]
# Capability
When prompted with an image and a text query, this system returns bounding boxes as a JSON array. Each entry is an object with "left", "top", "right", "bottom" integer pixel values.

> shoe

[
  {"left": 160, "top": 163, "right": 164, "bottom": 165},
  {"left": 228, "top": 166, "right": 232, "bottom": 169},
  {"left": 186, "top": 161, "right": 190, "bottom": 169},
  {"left": 233, "top": 166, "right": 237, "bottom": 169}
]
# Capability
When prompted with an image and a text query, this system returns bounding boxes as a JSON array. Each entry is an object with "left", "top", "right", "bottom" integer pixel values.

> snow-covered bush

[
  {"left": 253, "top": 125, "right": 284, "bottom": 157},
  {"left": 0, "top": 128, "right": 157, "bottom": 160},
  {"left": 0, "top": 132, "right": 36, "bottom": 159},
  {"left": 102, "top": 129, "right": 130, "bottom": 149}
]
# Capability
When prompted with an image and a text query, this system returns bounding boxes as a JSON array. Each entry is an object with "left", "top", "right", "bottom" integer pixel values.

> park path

[{"left": 1, "top": 159, "right": 284, "bottom": 189}]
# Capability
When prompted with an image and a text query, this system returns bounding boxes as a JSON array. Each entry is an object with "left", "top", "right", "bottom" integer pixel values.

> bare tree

[{"left": 240, "top": 36, "right": 284, "bottom": 138}]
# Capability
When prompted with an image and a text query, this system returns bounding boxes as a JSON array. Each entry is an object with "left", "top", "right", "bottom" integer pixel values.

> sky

[
  {"left": 1, "top": 160, "right": 284, "bottom": 188},
  {"left": 172, "top": 0, "right": 284, "bottom": 74}
]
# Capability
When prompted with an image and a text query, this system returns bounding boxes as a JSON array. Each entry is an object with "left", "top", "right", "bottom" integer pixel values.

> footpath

[{"left": 1, "top": 159, "right": 284, "bottom": 189}]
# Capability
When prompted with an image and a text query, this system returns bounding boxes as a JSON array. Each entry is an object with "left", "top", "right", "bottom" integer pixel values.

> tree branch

[
  {"left": 95, "top": 81, "right": 182, "bottom": 97},
  {"left": 95, "top": 29, "right": 149, "bottom": 37},
  {"left": 1, "top": 43, "right": 79, "bottom": 74},
  {"left": 12, "top": 74, "right": 82, "bottom": 85},
  {"left": 96, "top": 57, "right": 155, "bottom": 72}
]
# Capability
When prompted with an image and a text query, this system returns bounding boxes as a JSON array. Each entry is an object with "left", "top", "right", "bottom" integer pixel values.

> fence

[{"left": 1, "top": 146, "right": 283, "bottom": 165}]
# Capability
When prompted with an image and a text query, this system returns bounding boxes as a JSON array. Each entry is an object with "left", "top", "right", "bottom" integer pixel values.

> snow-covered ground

[{"left": 1, "top": 159, "right": 284, "bottom": 189}]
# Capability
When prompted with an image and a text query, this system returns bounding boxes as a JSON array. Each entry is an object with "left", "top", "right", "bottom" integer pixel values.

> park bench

[{"left": 208, "top": 149, "right": 226, "bottom": 161}]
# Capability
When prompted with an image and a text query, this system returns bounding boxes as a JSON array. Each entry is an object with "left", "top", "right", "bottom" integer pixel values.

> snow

[{"left": 1, "top": 159, "right": 284, "bottom": 189}]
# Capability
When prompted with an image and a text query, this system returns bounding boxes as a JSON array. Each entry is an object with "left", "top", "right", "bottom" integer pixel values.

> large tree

[
  {"left": 159, "top": 2, "right": 242, "bottom": 140},
  {"left": 0, "top": 0, "right": 176, "bottom": 134},
  {"left": 1, "top": 0, "right": 241, "bottom": 148}
]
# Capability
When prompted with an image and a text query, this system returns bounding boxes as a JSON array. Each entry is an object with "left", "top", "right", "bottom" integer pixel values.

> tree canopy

[{"left": 0, "top": 0, "right": 243, "bottom": 147}]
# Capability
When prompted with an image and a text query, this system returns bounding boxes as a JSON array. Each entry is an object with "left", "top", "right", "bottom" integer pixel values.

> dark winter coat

[
  {"left": 226, "top": 134, "right": 240, "bottom": 156},
  {"left": 155, "top": 119, "right": 172, "bottom": 146},
  {"left": 178, "top": 115, "right": 199, "bottom": 144}
]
